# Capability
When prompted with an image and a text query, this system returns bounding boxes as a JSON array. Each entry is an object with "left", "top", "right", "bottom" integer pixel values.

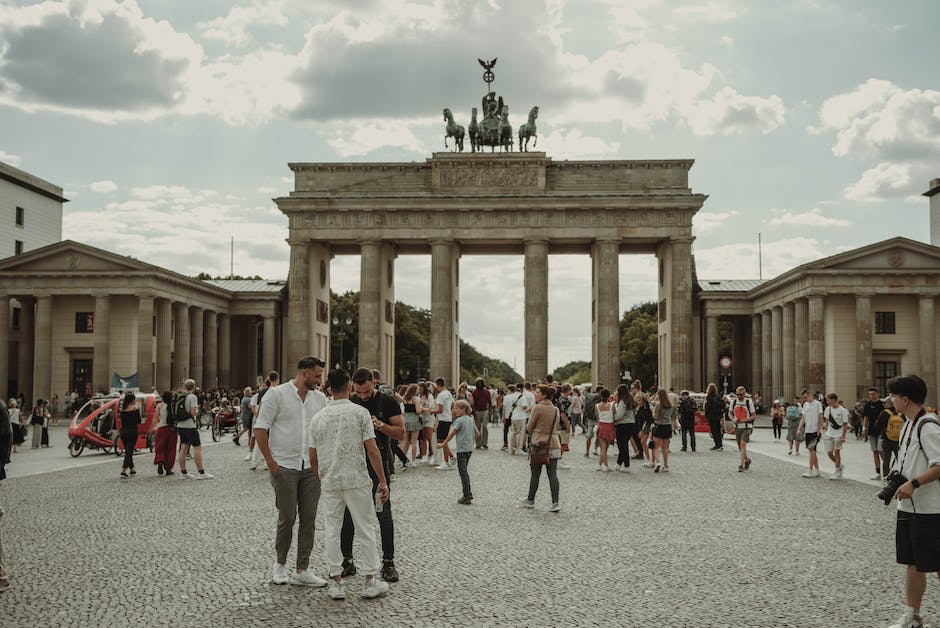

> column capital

[
  {"left": 669, "top": 235, "right": 695, "bottom": 245},
  {"left": 286, "top": 238, "right": 310, "bottom": 248},
  {"left": 429, "top": 238, "right": 455, "bottom": 246}
]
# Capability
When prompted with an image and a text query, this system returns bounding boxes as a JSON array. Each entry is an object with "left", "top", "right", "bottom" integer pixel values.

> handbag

[{"left": 529, "top": 408, "right": 558, "bottom": 465}]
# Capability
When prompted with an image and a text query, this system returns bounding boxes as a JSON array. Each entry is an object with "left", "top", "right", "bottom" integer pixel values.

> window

[
  {"left": 875, "top": 311, "right": 896, "bottom": 334},
  {"left": 75, "top": 312, "right": 95, "bottom": 333},
  {"left": 875, "top": 361, "right": 898, "bottom": 395},
  {"left": 15, "top": 206, "right": 24, "bottom": 227},
  {"left": 14, "top": 240, "right": 23, "bottom": 255}
]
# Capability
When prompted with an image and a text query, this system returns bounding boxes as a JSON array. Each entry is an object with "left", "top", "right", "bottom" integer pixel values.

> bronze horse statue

[
  {"left": 518, "top": 106, "right": 538, "bottom": 152},
  {"left": 468, "top": 107, "right": 481, "bottom": 153},
  {"left": 443, "top": 108, "right": 465, "bottom": 152}
]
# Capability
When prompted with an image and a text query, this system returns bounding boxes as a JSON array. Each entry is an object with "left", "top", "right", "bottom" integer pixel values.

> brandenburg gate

[{"left": 275, "top": 151, "right": 706, "bottom": 390}]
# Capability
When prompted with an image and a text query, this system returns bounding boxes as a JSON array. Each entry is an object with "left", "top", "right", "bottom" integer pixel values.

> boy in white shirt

[
  {"left": 797, "top": 388, "right": 824, "bottom": 478},
  {"left": 821, "top": 393, "right": 850, "bottom": 480}
]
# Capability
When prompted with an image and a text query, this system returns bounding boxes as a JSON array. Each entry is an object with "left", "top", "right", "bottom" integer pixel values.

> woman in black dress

[{"left": 118, "top": 393, "right": 142, "bottom": 479}]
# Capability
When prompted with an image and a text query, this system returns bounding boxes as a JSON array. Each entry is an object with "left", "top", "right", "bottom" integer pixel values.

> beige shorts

[
  {"left": 822, "top": 435, "right": 843, "bottom": 452},
  {"left": 734, "top": 427, "right": 751, "bottom": 445}
]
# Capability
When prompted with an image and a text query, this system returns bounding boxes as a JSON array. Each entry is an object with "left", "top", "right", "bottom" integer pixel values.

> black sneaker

[
  {"left": 738, "top": 465, "right": 743, "bottom": 472},
  {"left": 341, "top": 559, "right": 357, "bottom": 578},
  {"left": 381, "top": 560, "right": 399, "bottom": 583},
  {"left": 157, "top": 462, "right": 164, "bottom": 475},
  {"left": 457, "top": 496, "right": 472, "bottom": 505},
  {"left": 680, "top": 447, "right": 687, "bottom": 452},
  {"left": 745, "top": 458, "right": 751, "bottom": 470},
  {"left": 129, "top": 469, "right": 136, "bottom": 476}
]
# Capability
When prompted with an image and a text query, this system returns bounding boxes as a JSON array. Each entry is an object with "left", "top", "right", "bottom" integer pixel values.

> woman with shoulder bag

[
  {"left": 650, "top": 388, "right": 678, "bottom": 473},
  {"left": 519, "top": 385, "right": 562, "bottom": 512},
  {"left": 614, "top": 384, "right": 637, "bottom": 472},
  {"left": 118, "top": 393, "right": 142, "bottom": 479},
  {"left": 29, "top": 400, "right": 44, "bottom": 449}
]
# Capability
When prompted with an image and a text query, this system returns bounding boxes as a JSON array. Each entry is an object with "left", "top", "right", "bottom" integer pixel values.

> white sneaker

[
  {"left": 195, "top": 471, "right": 214, "bottom": 480},
  {"left": 557, "top": 460, "right": 570, "bottom": 469},
  {"left": 178, "top": 472, "right": 194, "bottom": 480},
  {"left": 248, "top": 463, "right": 258, "bottom": 470},
  {"left": 518, "top": 497, "right": 534, "bottom": 508},
  {"left": 888, "top": 609, "right": 924, "bottom": 628},
  {"left": 548, "top": 502, "right": 560, "bottom": 512},
  {"left": 871, "top": 472, "right": 883, "bottom": 480},
  {"left": 243, "top": 451, "right": 252, "bottom": 461},
  {"left": 812, "top": 469, "right": 820, "bottom": 478},
  {"left": 831, "top": 466, "right": 843, "bottom": 480},
  {"left": 272, "top": 562, "right": 289, "bottom": 585},
  {"left": 801, "top": 470, "right": 815, "bottom": 478},
  {"left": 327, "top": 579, "right": 346, "bottom": 600},
  {"left": 360, "top": 578, "right": 389, "bottom": 599},
  {"left": 436, "top": 463, "right": 450, "bottom": 470},
  {"left": 289, "top": 570, "right": 328, "bottom": 587},
  {"left": 662, "top": 465, "right": 670, "bottom": 473},
  {"left": 642, "top": 462, "right": 654, "bottom": 468},
  {"left": 601, "top": 465, "right": 612, "bottom": 472}
]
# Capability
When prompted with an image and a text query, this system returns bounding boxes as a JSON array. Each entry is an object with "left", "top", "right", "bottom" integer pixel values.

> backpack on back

[
  {"left": 170, "top": 393, "right": 191, "bottom": 426},
  {"left": 885, "top": 412, "right": 904, "bottom": 442},
  {"left": 583, "top": 393, "right": 599, "bottom": 421}
]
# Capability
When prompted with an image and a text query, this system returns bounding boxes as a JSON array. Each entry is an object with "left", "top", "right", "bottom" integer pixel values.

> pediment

[
  {"left": 0, "top": 241, "right": 151, "bottom": 274},
  {"left": 813, "top": 238, "right": 940, "bottom": 273}
]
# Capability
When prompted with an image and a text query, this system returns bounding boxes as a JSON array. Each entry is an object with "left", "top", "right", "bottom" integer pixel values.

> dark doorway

[{"left": 71, "top": 358, "right": 93, "bottom": 398}]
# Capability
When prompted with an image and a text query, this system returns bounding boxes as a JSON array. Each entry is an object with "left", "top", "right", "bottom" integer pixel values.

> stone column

[
  {"left": 761, "top": 310, "right": 772, "bottom": 399},
  {"left": 32, "top": 295, "right": 52, "bottom": 403},
  {"left": 731, "top": 317, "right": 751, "bottom": 392},
  {"left": 751, "top": 313, "right": 762, "bottom": 395},
  {"left": 262, "top": 314, "right": 276, "bottom": 376},
  {"left": 0, "top": 295, "right": 9, "bottom": 401},
  {"left": 430, "top": 240, "right": 459, "bottom": 386},
  {"left": 525, "top": 239, "right": 550, "bottom": 382},
  {"left": 219, "top": 314, "right": 231, "bottom": 388},
  {"left": 308, "top": 243, "right": 332, "bottom": 363},
  {"left": 136, "top": 295, "right": 154, "bottom": 391},
  {"left": 286, "top": 239, "right": 311, "bottom": 370},
  {"left": 771, "top": 306, "right": 783, "bottom": 400},
  {"left": 173, "top": 302, "right": 190, "bottom": 385},
  {"left": 204, "top": 310, "right": 218, "bottom": 389},
  {"left": 704, "top": 314, "right": 719, "bottom": 388},
  {"left": 17, "top": 298, "right": 35, "bottom": 404},
  {"left": 920, "top": 295, "right": 937, "bottom": 408},
  {"left": 189, "top": 307, "right": 204, "bottom": 387},
  {"left": 92, "top": 295, "right": 111, "bottom": 394},
  {"left": 782, "top": 302, "right": 795, "bottom": 400},
  {"left": 591, "top": 238, "right": 620, "bottom": 388},
  {"left": 669, "top": 237, "right": 694, "bottom": 390},
  {"left": 856, "top": 294, "right": 873, "bottom": 401},
  {"left": 807, "top": 295, "right": 825, "bottom": 395},
  {"left": 794, "top": 299, "right": 808, "bottom": 395},
  {"left": 155, "top": 299, "right": 172, "bottom": 392}
]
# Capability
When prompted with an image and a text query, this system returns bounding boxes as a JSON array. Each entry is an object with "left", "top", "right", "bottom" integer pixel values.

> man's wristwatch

[{"left": 912, "top": 479, "right": 921, "bottom": 489}]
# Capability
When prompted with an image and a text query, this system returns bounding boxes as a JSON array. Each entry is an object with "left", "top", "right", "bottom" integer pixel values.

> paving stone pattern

[{"left": 0, "top": 430, "right": 925, "bottom": 627}]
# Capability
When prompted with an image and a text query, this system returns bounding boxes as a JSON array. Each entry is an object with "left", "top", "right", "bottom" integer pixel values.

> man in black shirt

[
  {"left": 860, "top": 387, "right": 885, "bottom": 480},
  {"left": 341, "top": 368, "right": 405, "bottom": 583}
]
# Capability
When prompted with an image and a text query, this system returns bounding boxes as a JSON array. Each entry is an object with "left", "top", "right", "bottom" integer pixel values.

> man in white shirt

[
  {"left": 886, "top": 375, "right": 940, "bottom": 628},
  {"left": 797, "top": 388, "right": 824, "bottom": 478},
  {"left": 822, "top": 393, "right": 850, "bottom": 480},
  {"left": 177, "top": 379, "right": 213, "bottom": 480},
  {"left": 308, "top": 368, "right": 389, "bottom": 601},
  {"left": 432, "top": 377, "right": 455, "bottom": 470},
  {"left": 505, "top": 384, "right": 527, "bottom": 455},
  {"left": 254, "top": 358, "right": 327, "bottom": 587}
]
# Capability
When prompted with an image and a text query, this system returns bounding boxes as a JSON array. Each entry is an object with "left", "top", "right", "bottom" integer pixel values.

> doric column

[
  {"left": 32, "top": 295, "right": 52, "bottom": 403},
  {"left": 155, "top": 299, "right": 172, "bottom": 392},
  {"left": 92, "top": 295, "right": 111, "bottom": 394},
  {"left": 807, "top": 295, "right": 825, "bottom": 395},
  {"left": 920, "top": 295, "right": 937, "bottom": 408},
  {"left": 771, "top": 306, "right": 783, "bottom": 400},
  {"left": 358, "top": 241, "right": 396, "bottom": 379},
  {"left": 669, "top": 237, "right": 694, "bottom": 390},
  {"left": 856, "top": 294, "right": 873, "bottom": 401},
  {"left": 172, "top": 302, "right": 190, "bottom": 385},
  {"left": 751, "top": 313, "right": 762, "bottom": 395},
  {"left": 731, "top": 317, "right": 751, "bottom": 392},
  {"left": 591, "top": 238, "right": 620, "bottom": 388},
  {"left": 17, "top": 298, "right": 35, "bottom": 404},
  {"left": 525, "top": 239, "right": 549, "bottom": 381},
  {"left": 218, "top": 314, "right": 231, "bottom": 388},
  {"left": 308, "top": 244, "right": 332, "bottom": 363},
  {"left": 782, "top": 302, "right": 795, "bottom": 400},
  {"left": 287, "top": 239, "right": 311, "bottom": 370},
  {"left": 189, "top": 307, "right": 204, "bottom": 387},
  {"left": 430, "top": 239, "right": 459, "bottom": 386},
  {"left": 262, "top": 314, "right": 276, "bottom": 376},
  {"left": 794, "top": 299, "right": 808, "bottom": 395},
  {"left": 0, "top": 295, "right": 9, "bottom": 401},
  {"left": 137, "top": 295, "right": 154, "bottom": 391},
  {"left": 704, "top": 314, "right": 719, "bottom": 388},
  {"left": 204, "top": 310, "right": 218, "bottom": 389},
  {"left": 761, "top": 310, "right": 772, "bottom": 399}
]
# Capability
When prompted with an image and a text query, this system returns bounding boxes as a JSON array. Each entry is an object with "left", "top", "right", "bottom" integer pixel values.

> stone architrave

[
  {"left": 525, "top": 239, "right": 549, "bottom": 381},
  {"left": 32, "top": 295, "right": 52, "bottom": 403},
  {"left": 807, "top": 295, "right": 825, "bottom": 395},
  {"left": 855, "top": 295, "right": 873, "bottom": 401},
  {"left": 93, "top": 295, "right": 110, "bottom": 394},
  {"left": 591, "top": 238, "right": 620, "bottom": 389},
  {"left": 0, "top": 295, "right": 9, "bottom": 400},
  {"left": 430, "top": 240, "right": 459, "bottom": 386},
  {"left": 137, "top": 295, "right": 154, "bottom": 391}
]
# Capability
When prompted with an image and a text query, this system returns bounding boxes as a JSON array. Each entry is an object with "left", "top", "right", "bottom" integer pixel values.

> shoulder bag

[{"left": 529, "top": 407, "right": 558, "bottom": 466}]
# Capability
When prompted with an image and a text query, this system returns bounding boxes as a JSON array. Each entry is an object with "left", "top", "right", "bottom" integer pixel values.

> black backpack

[
  {"left": 170, "top": 393, "right": 191, "bottom": 426},
  {"left": 583, "top": 393, "right": 599, "bottom": 421}
]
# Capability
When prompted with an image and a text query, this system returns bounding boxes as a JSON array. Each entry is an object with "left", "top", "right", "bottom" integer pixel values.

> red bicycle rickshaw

[{"left": 68, "top": 393, "right": 157, "bottom": 457}]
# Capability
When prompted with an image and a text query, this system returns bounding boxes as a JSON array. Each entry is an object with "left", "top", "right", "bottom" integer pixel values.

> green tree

[
  {"left": 620, "top": 301, "right": 658, "bottom": 389},
  {"left": 552, "top": 360, "right": 591, "bottom": 384}
]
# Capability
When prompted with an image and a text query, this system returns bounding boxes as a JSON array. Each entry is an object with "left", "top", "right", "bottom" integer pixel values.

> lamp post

[{"left": 332, "top": 316, "right": 352, "bottom": 371}]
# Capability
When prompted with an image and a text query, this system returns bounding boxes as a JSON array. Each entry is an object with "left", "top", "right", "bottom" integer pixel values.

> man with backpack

[
  {"left": 582, "top": 385, "right": 601, "bottom": 457},
  {"left": 728, "top": 386, "right": 756, "bottom": 472},
  {"left": 821, "top": 393, "right": 850, "bottom": 480},
  {"left": 880, "top": 397, "right": 904, "bottom": 479},
  {"left": 861, "top": 387, "right": 886, "bottom": 480},
  {"left": 678, "top": 390, "right": 697, "bottom": 452},
  {"left": 174, "top": 379, "right": 214, "bottom": 480}
]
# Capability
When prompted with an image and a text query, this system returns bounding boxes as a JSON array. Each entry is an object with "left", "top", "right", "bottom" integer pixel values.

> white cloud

[
  {"left": 326, "top": 119, "right": 426, "bottom": 157},
  {"left": 197, "top": 1, "right": 290, "bottom": 46},
  {"left": 766, "top": 207, "right": 850, "bottom": 227},
  {"left": 842, "top": 162, "right": 925, "bottom": 203},
  {"left": 683, "top": 86, "right": 785, "bottom": 136},
  {"left": 673, "top": 2, "right": 740, "bottom": 22},
  {"left": 90, "top": 180, "right": 118, "bottom": 193},
  {"left": 694, "top": 210, "right": 738, "bottom": 234},
  {"left": 257, "top": 186, "right": 277, "bottom": 194},
  {"left": 695, "top": 237, "right": 826, "bottom": 280},
  {"left": 0, "top": 149, "right": 22, "bottom": 166},
  {"left": 719, "top": 35, "right": 734, "bottom": 46},
  {"left": 537, "top": 128, "right": 620, "bottom": 158}
]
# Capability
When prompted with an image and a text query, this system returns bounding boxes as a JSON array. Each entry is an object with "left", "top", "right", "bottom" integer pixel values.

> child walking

[{"left": 437, "top": 399, "right": 480, "bottom": 504}]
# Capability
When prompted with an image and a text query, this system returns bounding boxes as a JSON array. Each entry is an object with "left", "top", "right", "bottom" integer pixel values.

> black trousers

[
  {"left": 680, "top": 422, "right": 696, "bottom": 451},
  {"left": 615, "top": 423, "right": 636, "bottom": 466},
  {"left": 342, "top": 474, "right": 394, "bottom": 561},
  {"left": 707, "top": 418, "right": 723, "bottom": 448},
  {"left": 120, "top": 429, "right": 137, "bottom": 469},
  {"left": 528, "top": 459, "right": 559, "bottom": 503},
  {"left": 883, "top": 439, "right": 900, "bottom": 478},
  {"left": 456, "top": 451, "right": 472, "bottom": 497},
  {"left": 503, "top": 418, "right": 511, "bottom": 446}
]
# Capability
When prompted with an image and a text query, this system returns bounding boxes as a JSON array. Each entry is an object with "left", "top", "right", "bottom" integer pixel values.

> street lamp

[{"left": 332, "top": 316, "right": 352, "bottom": 370}]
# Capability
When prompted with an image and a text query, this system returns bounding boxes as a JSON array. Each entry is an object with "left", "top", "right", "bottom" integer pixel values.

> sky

[{"left": 1, "top": 0, "right": 939, "bottom": 373}]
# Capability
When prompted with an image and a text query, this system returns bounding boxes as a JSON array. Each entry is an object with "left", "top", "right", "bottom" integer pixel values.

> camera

[{"left": 878, "top": 470, "right": 908, "bottom": 505}]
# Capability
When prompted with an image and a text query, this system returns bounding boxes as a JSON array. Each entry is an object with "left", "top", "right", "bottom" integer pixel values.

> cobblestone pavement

[{"left": 0, "top": 427, "right": 924, "bottom": 627}]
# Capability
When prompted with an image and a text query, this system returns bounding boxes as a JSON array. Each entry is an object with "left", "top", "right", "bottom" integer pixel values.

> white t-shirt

[
  {"left": 256, "top": 382, "right": 327, "bottom": 470},
  {"left": 897, "top": 414, "right": 940, "bottom": 514},
  {"left": 177, "top": 393, "right": 199, "bottom": 429},
  {"left": 801, "top": 400, "right": 823, "bottom": 433},
  {"left": 503, "top": 392, "right": 526, "bottom": 420},
  {"left": 306, "top": 399, "right": 376, "bottom": 491},
  {"left": 522, "top": 390, "right": 536, "bottom": 416},
  {"left": 436, "top": 389, "right": 454, "bottom": 423},
  {"left": 823, "top": 405, "right": 849, "bottom": 439}
]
